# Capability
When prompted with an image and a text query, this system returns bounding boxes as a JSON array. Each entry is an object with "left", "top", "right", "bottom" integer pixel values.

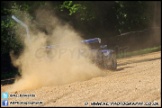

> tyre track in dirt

[{"left": 1, "top": 51, "right": 161, "bottom": 107}]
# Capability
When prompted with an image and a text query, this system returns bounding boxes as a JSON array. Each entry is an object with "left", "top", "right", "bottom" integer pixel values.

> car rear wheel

[
  {"left": 104, "top": 53, "right": 117, "bottom": 71},
  {"left": 110, "top": 57, "right": 117, "bottom": 71}
]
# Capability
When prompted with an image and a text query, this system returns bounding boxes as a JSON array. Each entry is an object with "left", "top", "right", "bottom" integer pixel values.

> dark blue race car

[
  {"left": 39, "top": 37, "right": 117, "bottom": 71},
  {"left": 11, "top": 15, "right": 117, "bottom": 71},
  {"left": 81, "top": 38, "right": 117, "bottom": 71}
]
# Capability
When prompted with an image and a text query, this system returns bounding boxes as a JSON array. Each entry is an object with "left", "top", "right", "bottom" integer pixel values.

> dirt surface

[{"left": 1, "top": 51, "right": 161, "bottom": 107}]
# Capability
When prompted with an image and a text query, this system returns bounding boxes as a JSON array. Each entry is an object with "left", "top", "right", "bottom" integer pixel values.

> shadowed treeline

[{"left": 1, "top": 1, "right": 161, "bottom": 80}]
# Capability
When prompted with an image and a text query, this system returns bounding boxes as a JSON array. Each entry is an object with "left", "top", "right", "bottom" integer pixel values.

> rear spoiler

[{"left": 81, "top": 38, "right": 101, "bottom": 44}]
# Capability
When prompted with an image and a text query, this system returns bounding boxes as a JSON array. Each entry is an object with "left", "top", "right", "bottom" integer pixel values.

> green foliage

[
  {"left": 1, "top": 2, "right": 25, "bottom": 54},
  {"left": 1, "top": 16, "right": 21, "bottom": 54},
  {"left": 1, "top": 1, "right": 46, "bottom": 54},
  {"left": 60, "top": 1, "right": 81, "bottom": 15},
  {"left": 60, "top": 1, "right": 95, "bottom": 21},
  {"left": 1, "top": 1, "right": 158, "bottom": 55},
  {"left": 114, "top": 1, "right": 154, "bottom": 33}
]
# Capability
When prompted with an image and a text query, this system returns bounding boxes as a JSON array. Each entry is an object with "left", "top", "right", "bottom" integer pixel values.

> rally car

[
  {"left": 39, "top": 37, "right": 117, "bottom": 71},
  {"left": 81, "top": 38, "right": 117, "bottom": 71}
]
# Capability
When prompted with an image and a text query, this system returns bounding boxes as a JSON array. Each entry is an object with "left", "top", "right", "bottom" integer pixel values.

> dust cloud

[{"left": 8, "top": 9, "right": 105, "bottom": 92}]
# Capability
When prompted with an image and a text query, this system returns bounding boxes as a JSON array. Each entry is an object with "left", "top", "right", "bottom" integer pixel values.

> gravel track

[{"left": 1, "top": 51, "right": 161, "bottom": 107}]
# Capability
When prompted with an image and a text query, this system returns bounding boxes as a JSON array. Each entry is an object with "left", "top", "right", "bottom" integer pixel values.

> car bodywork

[
  {"left": 82, "top": 38, "right": 117, "bottom": 70},
  {"left": 37, "top": 37, "right": 117, "bottom": 71}
]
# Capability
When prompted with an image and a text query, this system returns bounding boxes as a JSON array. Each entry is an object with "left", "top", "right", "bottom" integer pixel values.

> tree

[{"left": 114, "top": 1, "right": 155, "bottom": 33}]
